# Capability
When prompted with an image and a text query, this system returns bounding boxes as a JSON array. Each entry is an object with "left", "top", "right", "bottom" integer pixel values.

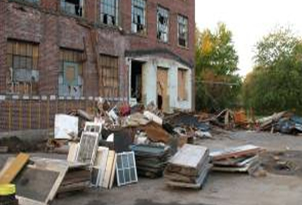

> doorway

[{"left": 131, "top": 61, "right": 144, "bottom": 103}]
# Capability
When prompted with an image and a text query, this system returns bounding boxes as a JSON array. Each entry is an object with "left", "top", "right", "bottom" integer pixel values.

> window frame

[
  {"left": 60, "top": 0, "right": 85, "bottom": 18},
  {"left": 157, "top": 6, "right": 169, "bottom": 43},
  {"left": 131, "top": 0, "right": 147, "bottom": 35},
  {"left": 100, "top": 0, "right": 119, "bottom": 26},
  {"left": 59, "top": 48, "right": 85, "bottom": 97},
  {"left": 177, "top": 15, "right": 189, "bottom": 48},
  {"left": 6, "top": 40, "right": 40, "bottom": 94}
]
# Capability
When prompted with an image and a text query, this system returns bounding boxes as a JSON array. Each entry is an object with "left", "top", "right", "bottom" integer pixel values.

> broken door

[{"left": 157, "top": 67, "right": 169, "bottom": 112}]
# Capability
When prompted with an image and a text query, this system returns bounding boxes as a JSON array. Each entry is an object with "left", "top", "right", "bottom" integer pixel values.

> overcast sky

[{"left": 195, "top": 0, "right": 302, "bottom": 76}]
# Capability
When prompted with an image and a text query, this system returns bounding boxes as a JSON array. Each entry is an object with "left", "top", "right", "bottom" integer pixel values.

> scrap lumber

[
  {"left": 0, "top": 153, "right": 29, "bottom": 184},
  {"left": 210, "top": 145, "right": 263, "bottom": 174},
  {"left": 210, "top": 144, "right": 262, "bottom": 161},
  {"left": 131, "top": 145, "right": 171, "bottom": 178},
  {"left": 102, "top": 151, "right": 116, "bottom": 188},
  {"left": 92, "top": 147, "right": 109, "bottom": 187},
  {"left": 164, "top": 144, "right": 211, "bottom": 189}
]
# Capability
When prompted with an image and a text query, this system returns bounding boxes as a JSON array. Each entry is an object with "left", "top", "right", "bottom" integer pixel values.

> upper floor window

[
  {"left": 7, "top": 40, "right": 39, "bottom": 94},
  {"left": 60, "top": 0, "right": 84, "bottom": 17},
  {"left": 100, "top": 0, "right": 119, "bottom": 26},
  {"left": 178, "top": 15, "right": 188, "bottom": 47},
  {"left": 131, "top": 0, "right": 146, "bottom": 34},
  {"left": 20, "top": 0, "right": 39, "bottom": 4},
  {"left": 157, "top": 6, "right": 169, "bottom": 43}
]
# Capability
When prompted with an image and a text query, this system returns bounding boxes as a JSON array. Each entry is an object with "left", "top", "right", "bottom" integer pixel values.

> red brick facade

[{"left": 0, "top": 0, "right": 195, "bottom": 131}]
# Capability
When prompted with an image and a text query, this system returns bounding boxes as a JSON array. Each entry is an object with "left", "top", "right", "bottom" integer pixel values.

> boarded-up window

[
  {"left": 59, "top": 49, "right": 85, "bottom": 97},
  {"left": 7, "top": 40, "right": 39, "bottom": 94},
  {"left": 178, "top": 69, "right": 188, "bottom": 101},
  {"left": 99, "top": 55, "right": 119, "bottom": 98}
]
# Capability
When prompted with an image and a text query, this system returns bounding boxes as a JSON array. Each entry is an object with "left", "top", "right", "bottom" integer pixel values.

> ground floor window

[
  {"left": 59, "top": 48, "right": 85, "bottom": 97},
  {"left": 6, "top": 40, "right": 39, "bottom": 94},
  {"left": 99, "top": 55, "right": 119, "bottom": 98}
]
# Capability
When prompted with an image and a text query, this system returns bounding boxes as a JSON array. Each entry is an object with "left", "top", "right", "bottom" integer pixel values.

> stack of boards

[
  {"left": 210, "top": 144, "right": 262, "bottom": 174},
  {"left": 131, "top": 145, "right": 171, "bottom": 178},
  {"left": 164, "top": 144, "right": 211, "bottom": 189}
]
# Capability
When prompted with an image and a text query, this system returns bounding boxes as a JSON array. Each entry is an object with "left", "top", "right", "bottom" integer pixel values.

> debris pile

[
  {"left": 210, "top": 145, "right": 263, "bottom": 174},
  {"left": 164, "top": 144, "right": 211, "bottom": 189},
  {"left": 258, "top": 111, "right": 302, "bottom": 135},
  {"left": 131, "top": 145, "right": 171, "bottom": 178}
]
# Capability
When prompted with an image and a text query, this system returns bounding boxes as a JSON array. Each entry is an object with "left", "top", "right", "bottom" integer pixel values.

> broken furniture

[
  {"left": 164, "top": 144, "right": 211, "bottom": 189},
  {"left": 210, "top": 145, "right": 263, "bottom": 173},
  {"left": 131, "top": 145, "right": 171, "bottom": 178}
]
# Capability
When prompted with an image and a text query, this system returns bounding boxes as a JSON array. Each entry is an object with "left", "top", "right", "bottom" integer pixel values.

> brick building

[{"left": 0, "top": 0, "right": 195, "bottom": 131}]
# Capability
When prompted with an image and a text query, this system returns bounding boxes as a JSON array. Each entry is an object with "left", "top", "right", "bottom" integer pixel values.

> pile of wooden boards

[
  {"left": 164, "top": 144, "right": 211, "bottom": 189},
  {"left": 131, "top": 145, "right": 171, "bottom": 178},
  {"left": 210, "top": 144, "right": 263, "bottom": 173}
]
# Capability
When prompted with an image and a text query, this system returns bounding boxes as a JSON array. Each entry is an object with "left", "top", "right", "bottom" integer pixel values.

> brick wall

[
  {"left": 0, "top": 96, "right": 97, "bottom": 132},
  {"left": 0, "top": 0, "right": 7, "bottom": 93},
  {"left": 0, "top": 0, "right": 195, "bottom": 132}
]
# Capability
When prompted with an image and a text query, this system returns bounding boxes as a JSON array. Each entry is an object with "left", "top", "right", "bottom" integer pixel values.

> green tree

[
  {"left": 195, "top": 23, "right": 241, "bottom": 111},
  {"left": 243, "top": 27, "right": 302, "bottom": 114}
]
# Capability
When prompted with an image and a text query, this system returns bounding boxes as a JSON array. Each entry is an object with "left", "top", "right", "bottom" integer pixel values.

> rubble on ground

[{"left": 2, "top": 100, "right": 302, "bottom": 204}]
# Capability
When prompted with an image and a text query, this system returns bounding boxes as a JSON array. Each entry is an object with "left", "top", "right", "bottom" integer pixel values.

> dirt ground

[{"left": 2, "top": 131, "right": 302, "bottom": 205}]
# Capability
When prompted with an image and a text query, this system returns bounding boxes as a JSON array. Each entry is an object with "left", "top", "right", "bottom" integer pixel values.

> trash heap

[
  {"left": 258, "top": 111, "right": 302, "bottom": 135},
  {"left": 164, "top": 144, "right": 211, "bottom": 189},
  {"left": 131, "top": 144, "right": 171, "bottom": 178},
  {"left": 210, "top": 145, "right": 263, "bottom": 174}
]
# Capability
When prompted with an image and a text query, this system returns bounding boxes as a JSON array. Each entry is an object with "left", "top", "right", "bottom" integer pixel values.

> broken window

[
  {"left": 178, "top": 15, "right": 188, "bottom": 47},
  {"left": 157, "top": 6, "right": 169, "bottom": 43},
  {"left": 20, "top": 0, "right": 40, "bottom": 4},
  {"left": 100, "top": 0, "right": 119, "bottom": 26},
  {"left": 60, "top": 0, "right": 84, "bottom": 17},
  {"left": 59, "top": 49, "right": 85, "bottom": 97},
  {"left": 178, "top": 69, "right": 188, "bottom": 101},
  {"left": 7, "top": 40, "right": 39, "bottom": 94},
  {"left": 131, "top": 0, "right": 146, "bottom": 34},
  {"left": 99, "top": 55, "right": 119, "bottom": 98}
]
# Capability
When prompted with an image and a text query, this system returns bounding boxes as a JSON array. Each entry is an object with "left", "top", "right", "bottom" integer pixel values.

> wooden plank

[
  {"left": 67, "top": 142, "right": 79, "bottom": 162},
  {"left": 0, "top": 157, "right": 15, "bottom": 178},
  {"left": 210, "top": 145, "right": 262, "bottom": 161},
  {"left": 166, "top": 164, "right": 211, "bottom": 189},
  {"left": 102, "top": 151, "right": 116, "bottom": 189},
  {"left": 0, "top": 153, "right": 29, "bottom": 184},
  {"left": 93, "top": 147, "right": 109, "bottom": 187},
  {"left": 109, "top": 154, "right": 117, "bottom": 189}
]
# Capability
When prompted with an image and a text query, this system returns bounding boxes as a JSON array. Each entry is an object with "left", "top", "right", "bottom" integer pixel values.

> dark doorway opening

[{"left": 131, "top": 61, "right": 144, "bottom": 103}]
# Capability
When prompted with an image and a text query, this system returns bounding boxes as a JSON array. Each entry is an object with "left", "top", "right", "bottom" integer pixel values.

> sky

[{"left": 195, "top": 0, "right": 302, "bottom": 76}]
